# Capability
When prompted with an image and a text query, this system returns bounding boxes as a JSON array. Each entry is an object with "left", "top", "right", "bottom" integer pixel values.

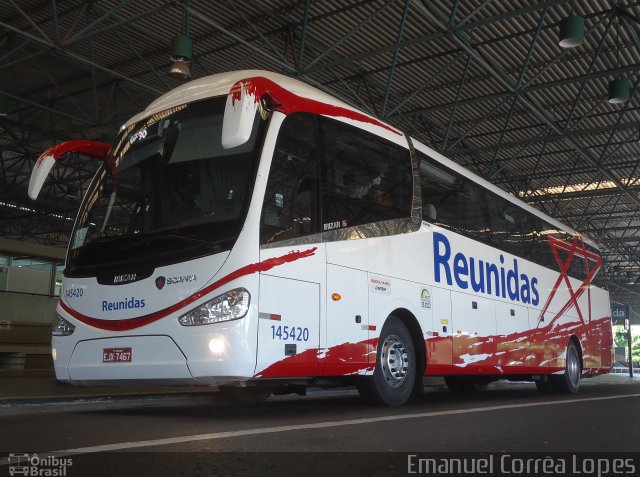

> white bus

[{"left": 29, "top": 70, "right": 613, "bottom": 406}]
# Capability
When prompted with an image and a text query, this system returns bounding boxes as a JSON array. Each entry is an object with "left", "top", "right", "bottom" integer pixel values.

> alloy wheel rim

[
  {"left": 380, "top": 334, "right": 409, "bottom": 387},
  {"left": 567, "top": 347, "right": 580, "bottom": 387}
]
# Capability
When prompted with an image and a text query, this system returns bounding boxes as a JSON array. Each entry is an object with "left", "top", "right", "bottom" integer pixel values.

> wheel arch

[{"left": 387, "top": 307, "right": 426, "bottom": 376}]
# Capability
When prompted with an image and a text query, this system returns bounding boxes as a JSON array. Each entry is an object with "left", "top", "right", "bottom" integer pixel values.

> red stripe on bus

[
  {"left": 254, "top": 316, "right": 613, "bottom": 379},
  {"left": 60, "top": 248, "right": 317, "bottom": 331},
  {"left": 36, "top": 140, "right": 112, "bottom": 166},
  {"left": 231, "top": 77, "right": 401, "bottom": 136}
]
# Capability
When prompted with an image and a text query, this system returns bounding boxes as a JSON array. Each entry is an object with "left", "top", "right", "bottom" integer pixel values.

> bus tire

[
  {"left": 550, "top": 341, "right": 581, "bottom": 394},
  {"left": 357, "top": 316, "right": 416, "bottom": 406}
]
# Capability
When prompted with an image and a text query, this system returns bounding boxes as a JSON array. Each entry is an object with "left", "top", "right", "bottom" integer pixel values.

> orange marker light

[{"left": 331, "top": 293, "right": 342, "bottom": 301}]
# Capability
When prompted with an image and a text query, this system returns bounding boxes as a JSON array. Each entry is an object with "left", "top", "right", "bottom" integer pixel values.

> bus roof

[
  {"left": 124, "top": 70, "right": 368, "bottom": 129},
  {"left": 124, "top": 69, "right": 600, "bottom": 252}
]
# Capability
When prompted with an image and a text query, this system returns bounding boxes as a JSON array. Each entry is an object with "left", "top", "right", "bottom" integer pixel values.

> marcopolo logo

[
  {"left": 113, "top": 273, "right": 136, "bottom": 284},
  {"left": 102, "top": 297, "right": 146, "bottom": 312},
  {"left": 323, "top": 220, "right": 348, "bottom": 231},
  {"left": 433, "top": 231, "right": 540, "bottom": 306}
]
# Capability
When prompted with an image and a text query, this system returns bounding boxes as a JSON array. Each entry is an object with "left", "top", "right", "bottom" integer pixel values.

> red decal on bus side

[
  {"left": 538, "top": 235, "right": 603, "bottom": 329},
  {"left": 255, "top": 338, "right": 378, "bottom": 378},
  {"left": 254, "top": 315, "right": 613, "bottom": 379},
  {"left": 425, "top": 315, "right": 612, "bottom": 374}
]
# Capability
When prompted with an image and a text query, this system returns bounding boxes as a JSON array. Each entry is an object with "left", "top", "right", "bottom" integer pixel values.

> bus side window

[
  {"left": 261, "top": 114, "right": 321, "bottom": 244},
  {"left": 291, "top": 177, "right": 320, "bottom": 236},
  {"left": 457, "top": 180, "right": 491, "bottom": 244},
  {"left": 485, "top": 193, "right": 523, "bottom": 256},
  {"left": 423, "top": 203, "right": 437, "bottom": 221},
  {"left": 418, "top": 153, "right": 601, "bottom": 285},
  {"left": 321, "top": 118, "right": 412, "bottom": 229},
  {"left": 418, "top": 153, "right": 490, "bottom": 243}
]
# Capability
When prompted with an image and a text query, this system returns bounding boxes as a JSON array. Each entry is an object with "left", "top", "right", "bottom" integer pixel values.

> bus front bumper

[{"left": 53, "top": 330, "right": 257, "bottom": 386}]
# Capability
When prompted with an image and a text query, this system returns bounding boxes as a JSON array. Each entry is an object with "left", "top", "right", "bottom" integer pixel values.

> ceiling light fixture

[
  {"left": 559, "top": 15, "right": 585, "bottom": 48},
  {"left": 608, "top": 14, "right": 630, "bottom": 104},
  {"left": 608, "top": 78, "right": 630, "bottom": 104},
  {"left": 169, "top": 34, "right": 193, "bottom": 81}
]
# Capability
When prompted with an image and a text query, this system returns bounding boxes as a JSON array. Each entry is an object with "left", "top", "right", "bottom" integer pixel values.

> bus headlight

[
  {"left": 178, "top": 288, "right": 250, "bottom": 326},
  {"left": 52, "top": 313, "right": 76, "bottom": 336}
]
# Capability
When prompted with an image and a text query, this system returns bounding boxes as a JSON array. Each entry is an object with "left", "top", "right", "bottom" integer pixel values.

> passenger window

[
  {"left": 321, "top": 119, "right": 412, "bottom": 229},
  {"left": 261, "top": 114, "right": 320, "bottom": 244},
  {"left": 485, "top": 193, "right": 529, "bottom": 257},
  {"left": 291, "top": 177, "right": 319, "bottom": 237},
  {"left": 417, "top": 152, "right": 599, "bottom": 284},
  {"left": 419, "top": 154, "right": 490, "bottom": 245}
]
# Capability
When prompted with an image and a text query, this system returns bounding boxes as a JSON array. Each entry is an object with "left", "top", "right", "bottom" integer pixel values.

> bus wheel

[
  {"left": 219, "top": 386, "right": 273, "bottom": 404},
  {"left": 550, "top": 341, "right": 581, "bottom": 394},
  {"left": 357, "top": 316, "right": 415, "bottom": 406}
]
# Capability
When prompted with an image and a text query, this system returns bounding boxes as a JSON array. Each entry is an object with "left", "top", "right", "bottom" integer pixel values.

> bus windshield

[{"left": 66, "top": 97, "right": 265, "bottom": 276}]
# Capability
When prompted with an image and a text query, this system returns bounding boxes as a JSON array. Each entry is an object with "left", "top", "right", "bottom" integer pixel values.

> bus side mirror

[
  {"left": 28, "top": 140, "right": 113, "bottom": 200},
  {"left": 221, "top": 80, "right": 260, "bottom": 149},
  {"left": 28, "top": 153, "right": 57, "bottom": 200}
]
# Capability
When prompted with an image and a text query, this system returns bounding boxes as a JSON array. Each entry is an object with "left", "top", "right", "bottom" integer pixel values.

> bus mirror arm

[
  {"left": 221, "top": 80, "right": 261, "bottom": 149},
  {"left": 221, "top": 77, "right": 288, "bottom": 149},
  {"left": 28, "top": 140, "right": 114, "bottom": 200}
]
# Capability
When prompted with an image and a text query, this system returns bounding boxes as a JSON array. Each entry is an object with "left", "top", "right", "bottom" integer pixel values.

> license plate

[{"left": 103, "top": 347, "right": 132, "bottom": 363}]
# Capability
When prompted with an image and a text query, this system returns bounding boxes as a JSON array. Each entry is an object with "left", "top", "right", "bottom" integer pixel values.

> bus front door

[{"left": 254, "top": 245, "right": 325, "bottom": 378}]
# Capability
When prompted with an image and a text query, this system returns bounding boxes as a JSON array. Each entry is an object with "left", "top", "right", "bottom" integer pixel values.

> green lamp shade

[
  {"left": 608, "top": 79, "right": 630, "bottom": 104},
  {"left": 171, "top": 34, "right": 192, "bottom": 61},
  {"left": 559, "top": 15, "right": 584, "bottom": 48}
]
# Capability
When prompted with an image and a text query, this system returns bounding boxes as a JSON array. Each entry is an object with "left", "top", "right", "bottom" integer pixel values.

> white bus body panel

[
  {"left": 50, "top": 71, "right": 612, "bottom": 386},
  {"left": 326, "top": 264, "right": 371, "bottom": 375}
]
